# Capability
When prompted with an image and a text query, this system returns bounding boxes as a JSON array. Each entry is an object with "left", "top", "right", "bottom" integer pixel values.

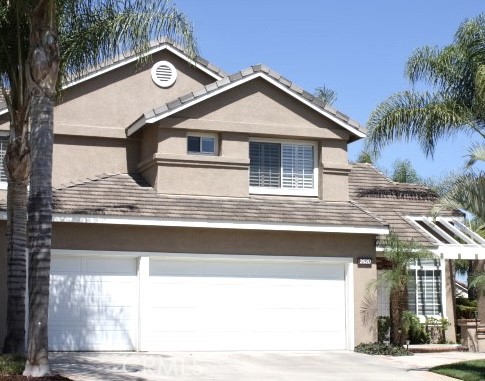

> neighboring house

[
  {"left": 0, "top": 42, "right": 482, "bottom": 352},
  {"left": 455, "top": 280, "right": 469, "bottom": 299}
]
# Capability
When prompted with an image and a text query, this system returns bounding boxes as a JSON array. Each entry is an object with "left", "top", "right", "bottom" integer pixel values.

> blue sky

[{"left": 175, "top": 0, "right": 484, "bottom": 180}]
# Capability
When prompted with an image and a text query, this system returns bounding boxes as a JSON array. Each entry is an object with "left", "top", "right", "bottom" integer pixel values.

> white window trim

[
  {"left": 249, "top": 137, "right": 318, "bottom": 197},
  {"left": 408, "top": 260, "right": 444, "bottom": 320},
  {"left": 0, "top": 132, "right": 8, "bottom": 189},
  {"left": 187, "top": 132, "right": 218, "bottom": 156}
]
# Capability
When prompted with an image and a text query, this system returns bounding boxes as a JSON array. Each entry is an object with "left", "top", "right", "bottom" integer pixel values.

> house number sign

[{"left": 357, "top": 257, "right": 372, "bottom": 267}]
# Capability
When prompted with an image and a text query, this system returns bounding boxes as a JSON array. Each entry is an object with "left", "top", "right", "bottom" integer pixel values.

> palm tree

[
  {"left": 0, "top": 1, "right": 34, "bottom": 355},
  {"left": 314, "top": 86, "right": 337, "bottom": 106},
  {"left": 0, "top": 0, "right": 196, "bottom": 375},
  {"left": 367, "top": 14, "right": 485, "bottom": 156},
  {"left": 378, "top": 233, "right": 433, "bottom": 345},
  {"left": 366, "top": 14, "right": 485, "bottom": 340}
]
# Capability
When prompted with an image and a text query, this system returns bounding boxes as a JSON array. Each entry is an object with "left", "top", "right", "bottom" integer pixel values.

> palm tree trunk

[
  {"left": 3, "top": 181, "right": 28, "bottom": 354},
  {"left": 24, "top": 94, "right": 53, "bottom": 377},
  {"left": 23, "top": 0, "right": 58, "bottom": 376},
  {"left": 390, "top": 286, "right": 407, "bottom": 345}
]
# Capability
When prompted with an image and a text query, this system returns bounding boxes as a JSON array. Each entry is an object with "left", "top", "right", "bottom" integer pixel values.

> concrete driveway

[{"left": 50, "top": 351, "right": 485, "bottom": 381}]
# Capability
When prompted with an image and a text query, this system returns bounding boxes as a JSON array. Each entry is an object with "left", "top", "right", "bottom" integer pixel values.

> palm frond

[
  {"left": 406, "top": 45, "right": 471, "bottom": 97},
  {"left": 59, "top": 0, "right": 197, "bottom": 85},
  {"left": 367, "top": 91, "right": 474, "bottom": 156},
  {"left": 466, "top": 143, "right": 485, "bottom": 167},
  {"left": 380, "top": 233, "right": 434, "bottom": 292},
  {"left": 469, "top": 272, "right": 485, "bottom": 294},
  {"left": 314, "top": 86, "right": 337, "bottom": 106},
  {"left": 439, "top": 170, "right": 485, "bottom": 220}
]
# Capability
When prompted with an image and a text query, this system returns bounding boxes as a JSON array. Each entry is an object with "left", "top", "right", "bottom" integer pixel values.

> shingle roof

[
  {"left": 32, "top": 172, "right": 385, "bottom": 230},
  {"left": 349, "top": 163, "right": 462, "bottom": 247},
  {"left": 126, "top": 64, "right": 366, "bottom": 140}
]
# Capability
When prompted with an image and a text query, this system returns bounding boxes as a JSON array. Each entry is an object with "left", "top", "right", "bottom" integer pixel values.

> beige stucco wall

[
  {"left": 53, "top": 135, "right": 140, "bottom": 187},
  {"left": 137, "top": 79, "right": 352, "bottom": 199},
  {"left": 0, "top": 222, "right": 6, "bottom": 352},
  {"left": 53, "top": 50, "right": 216, "bottom": 134},
  {"left": 52, "top": 223, "right": 377, "bottom": 345}
]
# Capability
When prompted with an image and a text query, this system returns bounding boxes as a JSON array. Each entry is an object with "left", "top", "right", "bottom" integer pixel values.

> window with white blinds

[
  {"left": 407, "top": 260, "right": 442, "bottom": 317},
  {"left": 249, "top": 140, "right": 316, "bottom": 195},
  {"left": 0, "top": 136, "right": 7, "bottom": 183}
]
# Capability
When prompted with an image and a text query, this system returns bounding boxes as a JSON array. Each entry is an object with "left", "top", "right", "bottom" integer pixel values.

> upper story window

[
  {"left": 249, "top": 139, "right": 317, "bottom": 196},
  {"left": 0, "top": 135, "right": 7, "bottom": 188},
  {"left": 187, "top": 134, "right": 217, "bottom": 155}
]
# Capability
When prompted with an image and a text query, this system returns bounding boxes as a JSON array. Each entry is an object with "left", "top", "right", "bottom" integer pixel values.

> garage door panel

[
  {"left": 146, "top": 257, "right": 348, "bottom": 351},
  {"left": 150, "top": 306, "right": 345, "bottom": 333},
  {"left": 49, "top": 329, "right": 134, "bottom": 351},
  {"left": 84, "top": 257, "right": 136, "bottom": 275},
  {"left": 49, "top": 256, "right": 137, "bottom": 351}
]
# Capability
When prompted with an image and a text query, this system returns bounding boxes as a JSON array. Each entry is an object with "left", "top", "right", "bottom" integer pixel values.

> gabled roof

[
  {"left": 126, "top": 64, "right": 367, "bottom": 141},
  {"left": 349, "top": 163, "right": 460, "bottom": 246},
  {"left": 349, "top": 163, "right": 485, "bottom": 259},
  {"left": 0, "top": 40, "right": 227, "bottom": 117},
  {"left": 0, "top": 173, "right": 387, "bottom": 235}
]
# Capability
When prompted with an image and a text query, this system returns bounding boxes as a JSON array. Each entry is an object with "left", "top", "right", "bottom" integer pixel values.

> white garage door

[
  {"left": 49, "top": 256, "right": 138, "bottom": 351},
  {"left": 144, "top": 256, "right": 348, "bottom": 351}
]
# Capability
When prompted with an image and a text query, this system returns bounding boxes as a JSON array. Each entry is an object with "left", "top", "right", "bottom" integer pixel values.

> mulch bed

[{"left": 0, "top": 376, "right": 73, "bottom": 381}]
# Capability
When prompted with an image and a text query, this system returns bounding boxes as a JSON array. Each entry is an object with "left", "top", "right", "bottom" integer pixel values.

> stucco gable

[
  {"left": 0, "top": 41, "right": 227, "bottom": 121},
  {"left": 127, "top": 65, "right": 366, "bottom": 142},
  {"left": 51, "top": 45, "right": 225, "bottom": 135}
]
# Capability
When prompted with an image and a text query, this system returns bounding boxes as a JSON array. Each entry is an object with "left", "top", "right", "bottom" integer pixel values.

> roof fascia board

[
  {"left": 131, "top": 72, "right": 366, "bottom": 139},
  {"left": 434, "top": 245, "right": 485, "bottom": 260},
  {"left": 34, "top": 212, "right": 389, "bottom": 235},
  {"left": 64, "top": 45, "right": 223, "bottom": 90}
]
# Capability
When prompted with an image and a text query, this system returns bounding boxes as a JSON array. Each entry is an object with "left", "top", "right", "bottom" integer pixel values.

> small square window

[{"left": 187, "top": 135, "right": 216, "bottom": 155}]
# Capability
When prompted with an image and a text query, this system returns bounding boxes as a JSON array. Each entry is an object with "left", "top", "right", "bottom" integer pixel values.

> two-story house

[{"left": 0, "top": 41, "right": 482, "bottom": 352}]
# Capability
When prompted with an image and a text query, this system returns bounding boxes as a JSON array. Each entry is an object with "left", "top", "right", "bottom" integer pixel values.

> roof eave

[{"left": 126, "top": 72, "right": 367, "bottom": 140}]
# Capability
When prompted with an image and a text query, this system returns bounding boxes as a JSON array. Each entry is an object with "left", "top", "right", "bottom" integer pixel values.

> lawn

[
  {"left": 430, "top": 360, "right": 485, "bottom": 381},
  {"left": 0, "top": 355, "right": 72, "bottom": 381}
]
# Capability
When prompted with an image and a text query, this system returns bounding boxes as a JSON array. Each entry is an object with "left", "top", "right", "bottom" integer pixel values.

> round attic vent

[{"left": 151, "top": 61, "right": 177, "bottom": 88}]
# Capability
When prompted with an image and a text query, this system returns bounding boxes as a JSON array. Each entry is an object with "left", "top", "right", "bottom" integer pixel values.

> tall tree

[
  {"left": 0, "top": 1, "right": 33, "bottom": 355},
  {"left": 0, "top": 0, "right": 196, "bottom": 374},
  {"left": 391, "top": 159, "right": 421, "bottom": 184},
  {"left": 23, "top": 0, "right": 59, "bottom": 375}
]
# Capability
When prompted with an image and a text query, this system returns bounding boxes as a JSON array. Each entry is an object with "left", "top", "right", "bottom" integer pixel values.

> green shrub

[
  {"left": 0, "top": 354, "right": 25, "bottom": 375},
  {"left": 425, "top": 317, "right": 450, "bottom": 344},
  {"left": 402, "top": 311, "right": 430, "bottom": 344},
  {"left": 456, "top": 297, "right": 477, "bottom": 308},
  {"left": 456, "top": 297, "right": 477, "bottom": 319},
  {"left": 377, "top": 316, "right": 390, "bottom": 343},
  {"left": 354, "top": 342, "right": 413, "bottom": 356}
]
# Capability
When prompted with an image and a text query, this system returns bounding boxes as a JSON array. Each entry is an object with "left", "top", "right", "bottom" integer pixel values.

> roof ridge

[
  {"left": 128, "top": 64, "right": 366, "bottom": 138},
  {"left": 349, "top": 200, "right": 388, "bottom": 226},
  {"left": 54, "top": 172, "right": 123, "bottom": 190}
]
